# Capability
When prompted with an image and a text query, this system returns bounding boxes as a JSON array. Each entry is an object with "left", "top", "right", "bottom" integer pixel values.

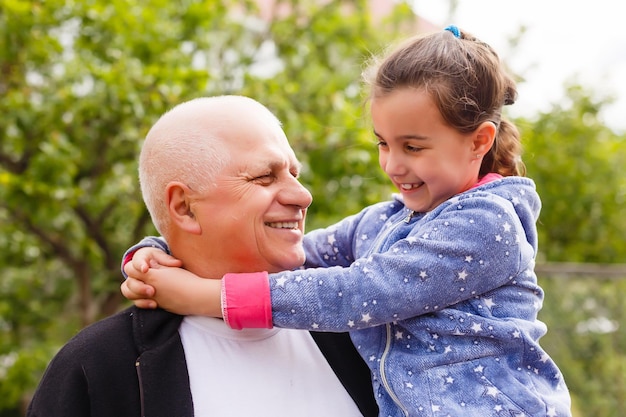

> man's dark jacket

[{"left": 27, "top": 306, "right": 378, "bottom": 417}]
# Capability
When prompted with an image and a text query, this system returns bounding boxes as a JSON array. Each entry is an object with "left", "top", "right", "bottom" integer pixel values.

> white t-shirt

[{"left": 179, "top": 316, "right": 363, "bottom": 417}]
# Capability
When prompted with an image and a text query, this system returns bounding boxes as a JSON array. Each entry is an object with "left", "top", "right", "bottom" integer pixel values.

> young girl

[{"left": 123, "top": 26, "right": 572, "bottom": 417}]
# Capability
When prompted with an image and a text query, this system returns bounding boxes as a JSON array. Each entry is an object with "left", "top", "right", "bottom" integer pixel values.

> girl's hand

[
  {"left": 123, "top": 265, "right": 222, "bottom": 317},
  {"left": 121, "top": 247, "right": 183, "bottom": 309},
  {"left": 121, "top": 277, "right": 158, "bottom": 309}
]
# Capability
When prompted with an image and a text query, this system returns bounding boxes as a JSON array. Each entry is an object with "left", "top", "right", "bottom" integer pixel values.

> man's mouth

[{"left": 265, "top": 221, "right": 299, "bottom": 229}]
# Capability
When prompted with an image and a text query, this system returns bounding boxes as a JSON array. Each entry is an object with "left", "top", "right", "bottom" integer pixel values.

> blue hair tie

[{"left": 444, "top": 25, "right": 461, "bottom": 38}]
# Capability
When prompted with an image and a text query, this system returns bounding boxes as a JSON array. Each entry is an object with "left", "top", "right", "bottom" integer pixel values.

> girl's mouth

[{"left": 400, "top": 183, "right": 422, "bottom": 190}]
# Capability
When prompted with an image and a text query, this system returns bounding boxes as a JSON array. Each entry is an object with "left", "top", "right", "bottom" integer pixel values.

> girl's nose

[{"left": 381, "top": 150, "right": 407, "bottom": 178}]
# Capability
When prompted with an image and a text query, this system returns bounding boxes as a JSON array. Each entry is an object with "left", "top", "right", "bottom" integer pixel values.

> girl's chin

[{"left": 404, "top": 199, "right": 435, "bottom": 213}]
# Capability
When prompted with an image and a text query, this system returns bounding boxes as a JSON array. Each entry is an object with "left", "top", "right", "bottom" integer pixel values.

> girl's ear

[
  {"left": 166, "top": 182, "right": 202, "bottom": 235},
  {"left": 472, "top": 121, "right": 497, "bottom": 155}
]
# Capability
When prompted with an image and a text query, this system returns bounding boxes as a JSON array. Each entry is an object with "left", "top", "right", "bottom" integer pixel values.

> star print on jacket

[{"left": 268, "top": 177, "right": 572, "bottom": 417}]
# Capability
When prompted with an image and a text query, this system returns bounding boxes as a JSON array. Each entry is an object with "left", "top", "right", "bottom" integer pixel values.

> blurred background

[{"left": 1, "top": 1, "right": 624, "bottom": 416}]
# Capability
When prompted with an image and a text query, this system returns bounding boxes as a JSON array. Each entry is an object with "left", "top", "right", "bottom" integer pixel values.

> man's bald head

[{"left": 139, "top": 96, "right": 283, "bottom": 237}]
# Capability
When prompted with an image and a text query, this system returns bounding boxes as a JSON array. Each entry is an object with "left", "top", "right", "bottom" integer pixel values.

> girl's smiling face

[{"left": 371, "top": 87, "right": 494, "bottom": 212}]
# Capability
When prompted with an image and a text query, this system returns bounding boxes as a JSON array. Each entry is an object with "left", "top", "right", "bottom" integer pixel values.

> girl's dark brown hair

[{"left": 364, "top": 28, "right": 525, "bottom": 177}]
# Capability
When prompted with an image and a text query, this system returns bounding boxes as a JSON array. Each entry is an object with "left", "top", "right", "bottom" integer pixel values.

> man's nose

[{"left": 282, "top": 176, "right": 312, "bottom": 208}]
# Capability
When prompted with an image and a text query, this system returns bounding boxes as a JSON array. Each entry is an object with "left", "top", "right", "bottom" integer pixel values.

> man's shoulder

[
  {"left": 57, "top": 307, "right": 181, "bottom": 353},
  {"left": 54, "top": 307, "right": 137, "bottom": 358}
]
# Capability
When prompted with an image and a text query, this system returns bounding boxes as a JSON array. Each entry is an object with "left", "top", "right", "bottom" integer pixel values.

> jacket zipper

[
  {"left": 368, "top": 208, "right": 414, "bottom": 416},
  {"left": 379, "top": 323, "right": 409, "bottom": 417},
  {"left": 368, "top": 208, "right": 415, "bottom": 256},
  {"left": 136, "top": 358, "right": 145, "bottom": 417}
]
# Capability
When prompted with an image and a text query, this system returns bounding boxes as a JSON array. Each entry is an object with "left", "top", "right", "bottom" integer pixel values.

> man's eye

[{"left": 254, "top": 174, "right": 274, "bottom": 184}]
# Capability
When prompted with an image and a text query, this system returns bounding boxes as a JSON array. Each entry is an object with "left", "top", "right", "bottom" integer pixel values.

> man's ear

[
  {"left": 472, "top": 121, "right": 497, "bottom": 156},
  {"left": 166, "top": 182, "right": 202, "bottom": 235}
]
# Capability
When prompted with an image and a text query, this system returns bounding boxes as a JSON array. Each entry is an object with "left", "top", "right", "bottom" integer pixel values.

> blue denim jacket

[{"left": 269, "top": 176, "right": 571, "bottom": 417}]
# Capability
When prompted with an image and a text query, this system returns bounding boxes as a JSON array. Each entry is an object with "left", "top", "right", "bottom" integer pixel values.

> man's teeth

[
  {"left": 401, "top": 183, "right": 419, "bottom": 190},
  {"left": 267, "top": 221, "right": 298, "bottom": 229}
]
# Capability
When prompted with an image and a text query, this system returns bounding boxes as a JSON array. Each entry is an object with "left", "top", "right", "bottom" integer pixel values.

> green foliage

[
  {"left": 520, "top": 86, "right": 626, "bottom": 416},
  {"left": 0, "top": 345, "right": 57, "bottom": 414},
  {"left": 540, "top": 276, "right": 626, "bottom": 417},
  {"left": 520, "top": 85, "right": 626, "bottom": 263}
]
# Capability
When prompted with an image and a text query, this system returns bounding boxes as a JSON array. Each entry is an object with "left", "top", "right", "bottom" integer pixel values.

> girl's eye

[
  {"left": 406, "top": 144, "right": 423, "bottom": 153},
  {"left": 376, "top": 140, "right": 388, "bottom": 148}
]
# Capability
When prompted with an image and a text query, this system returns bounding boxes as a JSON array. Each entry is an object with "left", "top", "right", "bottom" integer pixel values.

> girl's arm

[{"left": 120, "top": 237, "right": 246, "bottom": 320}]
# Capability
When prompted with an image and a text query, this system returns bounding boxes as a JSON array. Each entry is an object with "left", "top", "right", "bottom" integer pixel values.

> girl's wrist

[{"left": 199, "top": 278, "right": 224, "bottom": 317}]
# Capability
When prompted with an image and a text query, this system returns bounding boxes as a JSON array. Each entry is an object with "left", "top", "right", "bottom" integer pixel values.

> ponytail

[{"left": 481, "top": 118, "right": 525, "bottom": 177}]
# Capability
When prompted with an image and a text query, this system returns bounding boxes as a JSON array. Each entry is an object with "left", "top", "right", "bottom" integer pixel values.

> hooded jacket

[{"left": 26, "top": 306, "right": 378, "bottom": 417}]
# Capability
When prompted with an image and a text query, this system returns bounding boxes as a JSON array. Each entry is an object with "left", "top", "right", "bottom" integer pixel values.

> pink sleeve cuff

[{"left": 222, "top": 272, "right": 273, "bottom": 330}]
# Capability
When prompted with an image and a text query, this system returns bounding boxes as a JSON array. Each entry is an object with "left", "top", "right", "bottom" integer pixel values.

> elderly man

[{"left": 27, "top": 96, "right": 377, "bottom": 417}]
